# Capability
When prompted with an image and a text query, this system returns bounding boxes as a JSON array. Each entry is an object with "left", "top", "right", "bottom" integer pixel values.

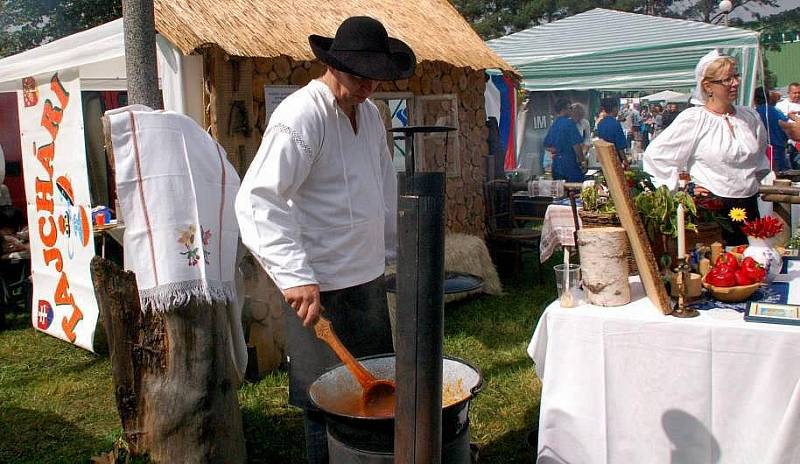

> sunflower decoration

[{"left": 728, "top": 207, "right": 747, "bottom": 223}]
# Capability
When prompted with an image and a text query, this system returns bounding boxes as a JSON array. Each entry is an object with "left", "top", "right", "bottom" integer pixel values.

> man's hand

[
  {"left": 283, "top": 284, "right": 322, "bottom": 327},
  {"left": 693, "top": 186, "right": 710, "bottom": 197}
]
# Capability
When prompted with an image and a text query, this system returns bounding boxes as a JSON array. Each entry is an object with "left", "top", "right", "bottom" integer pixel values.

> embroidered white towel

[{"left": 107, "top": 106, "right": 240, "bottom": 313}]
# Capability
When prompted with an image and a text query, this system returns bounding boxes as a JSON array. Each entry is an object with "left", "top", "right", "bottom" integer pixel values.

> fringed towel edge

[{"left": 138, "top": 279, "right": 237, "bottom": 313}]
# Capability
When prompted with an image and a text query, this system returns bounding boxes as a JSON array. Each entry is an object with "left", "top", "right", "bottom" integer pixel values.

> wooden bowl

[{"left": 701, "top": 278, "right": 761, "bottom": 303}]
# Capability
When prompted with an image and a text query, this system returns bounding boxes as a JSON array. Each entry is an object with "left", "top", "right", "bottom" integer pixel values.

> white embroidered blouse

[{"left": 643, "top": 105, "right": 769, "bottom": 198}]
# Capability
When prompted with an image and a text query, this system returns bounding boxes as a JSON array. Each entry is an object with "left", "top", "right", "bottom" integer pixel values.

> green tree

[
  {"left": 0, "top": 0, "right": 121, "bottom": 58},
  {"left": 740, "top": 6, "right": 800, "bottom": 89}
]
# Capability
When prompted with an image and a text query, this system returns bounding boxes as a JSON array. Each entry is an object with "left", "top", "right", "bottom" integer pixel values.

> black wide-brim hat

[{"left": 309, "top": 16, "right": 416, "bottom": 81}]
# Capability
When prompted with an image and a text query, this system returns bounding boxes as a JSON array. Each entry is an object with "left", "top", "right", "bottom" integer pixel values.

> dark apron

[
  {"left": 717, "top": 194, "right": 760, "bottom": 246},
  {"left": 284, "top": 275, "right": 394, "bottom": 409}
]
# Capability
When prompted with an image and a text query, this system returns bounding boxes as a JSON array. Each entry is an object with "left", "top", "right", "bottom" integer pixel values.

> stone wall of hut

[{"left": 204, "top": 48, "right": 489, "bottom": 236}]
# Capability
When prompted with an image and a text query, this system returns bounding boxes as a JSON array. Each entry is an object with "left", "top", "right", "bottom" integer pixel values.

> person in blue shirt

[
  {"left": 754, "top": 86, "right": 789, "bottom": 171},
  {"left": 596, "top": 98, "right": 628, "bottom": 166},
  {"left": 544, "top": 98, "right": 584, "bottom": 181}
]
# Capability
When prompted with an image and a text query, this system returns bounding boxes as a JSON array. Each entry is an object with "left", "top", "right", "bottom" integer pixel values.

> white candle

[{"left": 677, "top": 203, "right": 686, "bottom": 259}]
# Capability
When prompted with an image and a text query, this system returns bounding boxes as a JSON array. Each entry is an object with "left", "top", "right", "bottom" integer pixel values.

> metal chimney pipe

[{"left": 394, "top": 170, "right": 446, "bottom": 464}]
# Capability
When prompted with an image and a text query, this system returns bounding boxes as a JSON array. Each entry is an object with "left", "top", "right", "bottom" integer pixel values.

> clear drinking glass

[{"left": 554, "top": 264, "right": 582, "bottom": 308}]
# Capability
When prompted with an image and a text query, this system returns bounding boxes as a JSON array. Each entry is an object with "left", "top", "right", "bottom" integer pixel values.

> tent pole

[{"left": 122, "top": 0, "right": 162, "bottom": 109}]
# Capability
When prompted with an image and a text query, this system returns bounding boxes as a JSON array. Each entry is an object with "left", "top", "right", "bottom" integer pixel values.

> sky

[
  {"left": 669, "top": 0, "right": 799, "bottom": 21},
  {"left": 731, "top": 0, "right": 800, "bottom": 20}
]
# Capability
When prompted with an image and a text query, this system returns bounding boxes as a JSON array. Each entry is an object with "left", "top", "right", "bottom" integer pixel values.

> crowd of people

[
  {"left": 542, "top": 49, "right": 800, "bottom": 246},
  {"left": 544, "top": 77, "right": 800, "bottom": 187},
  {"left": 543, "top": 97, "right": 685, "bottom": 181}
]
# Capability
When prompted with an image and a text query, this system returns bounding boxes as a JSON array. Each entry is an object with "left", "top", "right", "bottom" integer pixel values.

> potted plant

[
  {"left": 578, "top": 170, "right": 653, "bottom": 225},
  {"left": 634, "top": 185, "right": 698, "bottom": 269},
  {"left": 684, "top": 195, "right": 726, "bottom": 255}
]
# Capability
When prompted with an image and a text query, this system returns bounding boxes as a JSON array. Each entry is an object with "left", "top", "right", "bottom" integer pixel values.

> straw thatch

[{"left": 154, "top": 0, "right": 513, "bottom": 73}]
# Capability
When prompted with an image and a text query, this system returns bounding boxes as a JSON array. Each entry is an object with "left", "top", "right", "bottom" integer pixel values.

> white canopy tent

[
  {"left": 641, "top": 90, "right": 686, "bottom": 102},
  {"left": 487, "top": 8, "right": 762, "bottom": 106},
  {"left": 0, "top": 20, "right": 207, "bottom": 351},
  {"left": 0, "top": 18, "right": 204, "bottom": 121}
]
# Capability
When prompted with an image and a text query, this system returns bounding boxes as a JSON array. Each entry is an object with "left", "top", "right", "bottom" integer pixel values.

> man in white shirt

[
  {"left": 776, "top": 83, "right": 800, "bottom": 167},
  {"left": 235, "top": 16, "right": 415, "bottom": 463}
]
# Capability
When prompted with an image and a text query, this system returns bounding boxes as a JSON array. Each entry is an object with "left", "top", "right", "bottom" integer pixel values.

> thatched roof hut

[
  {"left": 154, "top": 0, "right": 514, "bottom": 237},
  {"left": 151, "top": 1, "right": 513, "bottom": 375},
  {"left": 155, "top": 0, "right": 512, "bottom": 73}
]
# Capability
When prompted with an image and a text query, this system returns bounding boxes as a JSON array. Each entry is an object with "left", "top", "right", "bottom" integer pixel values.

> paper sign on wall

[
  {"left": 18, "top": 68, "right": 100, "bottom": 352},
  {"left": 264, "top": 85, "right": 299, "bottom": 124}
]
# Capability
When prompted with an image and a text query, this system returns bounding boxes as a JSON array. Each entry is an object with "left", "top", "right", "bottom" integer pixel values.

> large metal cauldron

[{"left": 308, "top": 354, "right": 483, "bottom": 463}]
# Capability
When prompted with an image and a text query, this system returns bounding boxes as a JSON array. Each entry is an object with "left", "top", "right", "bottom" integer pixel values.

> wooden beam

[
  {"left": 758, "top": 185, "right": 800, "bottom": 195},
  {"left": 594, "top": 140, "right": 672, "bottom": 315},
  {"left": 761, "top": 194, "right": 800, "bottom": 205}
]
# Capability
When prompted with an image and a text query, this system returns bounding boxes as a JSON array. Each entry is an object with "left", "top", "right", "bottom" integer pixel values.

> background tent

[
  {"left": 641, "top": 90, "right": 686, "bottom": 102},
  {"left": 0, "top": 18, "right": 204, "bottom": 121},
  {"left": 486, "top": 8, "right": 761, "bottom": 106},
  {"left": 0, "top": 19, "right": 204, "bottom": 351}
]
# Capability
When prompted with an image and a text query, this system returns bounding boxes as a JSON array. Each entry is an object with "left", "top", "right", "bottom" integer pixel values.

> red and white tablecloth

[{"left": 539, "top": 204, "right": 581, "bottom": 263}]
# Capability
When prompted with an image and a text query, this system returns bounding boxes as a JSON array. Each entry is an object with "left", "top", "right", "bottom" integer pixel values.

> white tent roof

[
  {"left": 0, "top": 18, "right": 205, "bottom": 125},
  {"left": 666, "top": 92, "right": 691, "bottom": 103},
  {"left": 487, "top": 8, "right": 761, "bottom": 103},
  {"left": 641, "top": 90, "right": 684, "bottom": 101},
  {"left": 0, "top": 19, "right": 127, "bottom": 92}
]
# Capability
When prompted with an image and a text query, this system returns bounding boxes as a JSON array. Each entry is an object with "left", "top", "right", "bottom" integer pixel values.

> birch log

[{"left": 577, "top": 227, "right": 631, "bottom": 306}]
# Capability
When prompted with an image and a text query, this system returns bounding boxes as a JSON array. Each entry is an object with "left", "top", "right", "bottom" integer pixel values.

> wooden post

[
  {"left": 91, "top": 257, "right": 246, "bottom": 463},
  {"left": 594, "top": 140, "right": 671, "bottom": 314},
  {"left": 765, "top": 179, "right": 794, "bottom": 228}
]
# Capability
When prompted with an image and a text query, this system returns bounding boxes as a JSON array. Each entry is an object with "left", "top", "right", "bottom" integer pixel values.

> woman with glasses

[{"left": 643, "top": 50, "right": 769, "bottom": 245}]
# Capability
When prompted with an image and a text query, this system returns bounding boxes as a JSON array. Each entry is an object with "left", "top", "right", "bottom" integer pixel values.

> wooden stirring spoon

[{"left": 314, "top": 316, "right": 396, "bottom": 415}]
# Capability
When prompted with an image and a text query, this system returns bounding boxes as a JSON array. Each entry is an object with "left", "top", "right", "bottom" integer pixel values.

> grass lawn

[{"left": 0, "top": 253, "right": 556, "bottom": 463}]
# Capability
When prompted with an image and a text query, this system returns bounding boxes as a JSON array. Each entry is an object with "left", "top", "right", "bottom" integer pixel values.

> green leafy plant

[
  {"left": 787, "top": 231, "right": 800, "bottom": 250},
  {"left": 579, "top": 185, "right": 616, "bottom": 214},
  {"left": 634, "top": 185, "right": 697, "bottom": 240},
  {"left": 581, "top": 170, "right": 655, "bottom": 215}
]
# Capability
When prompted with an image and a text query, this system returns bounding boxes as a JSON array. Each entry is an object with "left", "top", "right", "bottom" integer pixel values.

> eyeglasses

[{"left": 708, "top": 74, "right": 741, "bottom": 86}]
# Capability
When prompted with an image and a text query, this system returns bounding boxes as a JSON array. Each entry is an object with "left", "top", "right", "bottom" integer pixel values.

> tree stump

[
  {"left": 91, "top": 257, "right": 246, "bottom": 463},
  {"left": 576, "top": 227, "right": 631, "bottom": 306}
]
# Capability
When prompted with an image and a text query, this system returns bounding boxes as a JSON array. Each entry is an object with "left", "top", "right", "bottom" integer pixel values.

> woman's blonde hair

[{"left": 701, "top": 56, "right": 738, "bottom": 96}]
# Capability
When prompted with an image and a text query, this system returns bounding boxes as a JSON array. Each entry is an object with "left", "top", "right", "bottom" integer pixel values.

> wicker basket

[{"left": 578, "top": 210, "right": 638, "bottom": 275}]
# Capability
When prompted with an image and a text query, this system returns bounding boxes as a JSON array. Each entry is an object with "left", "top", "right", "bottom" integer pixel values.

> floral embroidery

[{"left": 177, "top": 225, "right": 212, "bottom": 266}]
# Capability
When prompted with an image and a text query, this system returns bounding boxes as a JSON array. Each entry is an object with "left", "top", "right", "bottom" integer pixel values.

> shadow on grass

[
  {"left": 242, "top": 405, "right": 305, "bottom": 463},
  {"left": 0, "top": 406, "right": 106, "bottom": 464},
  {"left": 1, "top": 310, "right": 29, "bottom": 330},
  {"left": 474, "top": 405, "right": 538, "bottom": 464}
]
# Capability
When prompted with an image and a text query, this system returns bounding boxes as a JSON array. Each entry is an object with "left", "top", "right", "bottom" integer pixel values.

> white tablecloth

[
  {"left": 539, "top": 204, "right": 581, "bottom": 263},
  {"left": 528, "top": 279, "right": 800, "bottom": 464}
]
